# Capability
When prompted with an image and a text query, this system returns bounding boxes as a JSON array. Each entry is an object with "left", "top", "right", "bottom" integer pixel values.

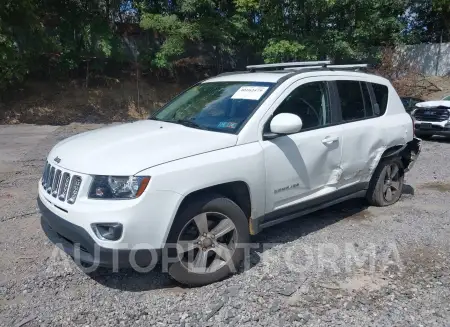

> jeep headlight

[{"left": 89, "top": 176, "right": 150, "bottom": 199}]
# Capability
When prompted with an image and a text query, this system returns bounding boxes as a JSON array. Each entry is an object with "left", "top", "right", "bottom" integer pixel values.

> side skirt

[{"left": 250, "top": 184, "right": 368, "bottom": 234}]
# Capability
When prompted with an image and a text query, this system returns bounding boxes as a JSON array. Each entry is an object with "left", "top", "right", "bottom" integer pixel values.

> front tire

[
  {"left": 366, "top": 158, "right": 404, "bottom": 207},
  {"left": 166, "top": 194, "right": 250, "bottom": 286}
]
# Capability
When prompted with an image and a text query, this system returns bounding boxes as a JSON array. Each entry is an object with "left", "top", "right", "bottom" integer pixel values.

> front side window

[
  {"left": 272, "top": 81, "right": 332, "bottom": 130},
  {"left": 152, "top": 82, "right": 274, "bottom": 133}
]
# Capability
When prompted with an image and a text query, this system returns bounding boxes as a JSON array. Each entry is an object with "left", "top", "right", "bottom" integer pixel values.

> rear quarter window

[{"left": 371, "top": 83, "right": 389, "bottom": 115}]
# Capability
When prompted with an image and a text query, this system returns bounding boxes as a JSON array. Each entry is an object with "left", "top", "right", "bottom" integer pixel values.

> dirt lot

[{"left": 1, "top": 124, "right": 450, "bottom": 327}]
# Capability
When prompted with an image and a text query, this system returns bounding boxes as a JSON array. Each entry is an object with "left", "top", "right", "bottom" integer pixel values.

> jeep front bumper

[{"left": 38, "top": 197, "right": 160, "bottom": 268}]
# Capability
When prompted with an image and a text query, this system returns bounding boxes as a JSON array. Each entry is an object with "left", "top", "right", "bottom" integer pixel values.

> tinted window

[
  {"left": 153, "top": 82, "right": 274, "bottom": 133},
  {"left": 371, "top": 83, "right": 389, "bottom": 115},
  {"left": 337, "top": 81, "right": 373, "bottom": 121},
  {"left": 361, "top": 82, "right": 373, "bottom": 116},
  {"left": 273, "top": 82, "right": 331, "bottom": 130}
]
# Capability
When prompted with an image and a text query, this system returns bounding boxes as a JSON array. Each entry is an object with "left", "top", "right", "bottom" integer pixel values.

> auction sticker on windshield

[
  {"left": 217, "top": 121, "right": 238, "bottom": 129},
  {"left": 231, "top": 86, "right": 269, "bottom": 100}
]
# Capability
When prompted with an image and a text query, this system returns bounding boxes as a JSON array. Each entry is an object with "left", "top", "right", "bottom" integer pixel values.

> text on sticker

[{"left": 231, "top": 86, "right": 269, "bottom": 101}]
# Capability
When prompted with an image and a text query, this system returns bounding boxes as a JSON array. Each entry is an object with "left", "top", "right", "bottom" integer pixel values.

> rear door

[{"left": 334, "top": 79, "right": 386, "bottom": 187}]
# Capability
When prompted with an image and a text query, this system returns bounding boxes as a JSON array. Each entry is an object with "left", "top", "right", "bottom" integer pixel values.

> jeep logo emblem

[{"left": 54, "top": 156, "right": 61, "bottom": 163}]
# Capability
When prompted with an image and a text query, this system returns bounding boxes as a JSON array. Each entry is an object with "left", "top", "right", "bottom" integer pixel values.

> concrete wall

[{"left": 396, "top": 42, "right": 450, "bottom": 76}]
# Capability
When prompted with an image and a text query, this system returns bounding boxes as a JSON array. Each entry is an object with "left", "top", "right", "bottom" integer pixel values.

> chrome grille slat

[
  {"left": 58, "top": 173, "right": 71, "bottom": 201},
  {"left": 67, "top": 176, "right": 82, "bottom": 204},
  {"left": 44, "top": 163, "right": 52, "bottom": 188},
  {"left": 47, "top": 167, "right": 55, "bottom": 193},
  {"left": 42, "top": 163, "right": 50, "bottom": 187},
  {"left": 41, "top": 162, "right": 81, "bottom": 203},
  {"left": 51, "top": 170, "right": 62, "bottom": 197}
]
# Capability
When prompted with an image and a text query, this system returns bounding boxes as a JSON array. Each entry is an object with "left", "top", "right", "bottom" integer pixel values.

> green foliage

[
  {"left": 234, "top": 0, "right": 259, "bottom": 12},
  {"left": 263, "top": 40, "right": 317, "bottom": 63},
  {"left": 0, "top": 31, "right": 28, "bottom": 90},
  {"left": 1, "top": 0, "right": 450, "bottom": 92},
  {"left": 140, "top": 13, "right": 201, "bottom": 68}
]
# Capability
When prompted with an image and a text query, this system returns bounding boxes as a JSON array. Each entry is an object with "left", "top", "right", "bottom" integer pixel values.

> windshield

[{"left": 151, "top": 81, "right": 275, "bottom": 133}]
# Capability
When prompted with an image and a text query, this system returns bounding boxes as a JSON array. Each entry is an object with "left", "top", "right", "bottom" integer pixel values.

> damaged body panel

[
  {"left": 248, "top": 72, "right": 419, "bottom": 231},
  {"left": 401, "top": 137, "right": 422, "bottom": 172}
]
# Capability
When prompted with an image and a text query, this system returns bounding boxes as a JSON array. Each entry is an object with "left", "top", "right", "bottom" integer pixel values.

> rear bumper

[
  {"left": 38, "top": 197, "right": 160, "bottom": 268},
  {"left": 415, "top": 121, "right": 450, "bottom": 136}
]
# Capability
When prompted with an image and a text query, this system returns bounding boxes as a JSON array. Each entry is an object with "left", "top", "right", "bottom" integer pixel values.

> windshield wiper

[
  {"left": 150, "top": 117, "right": 207, "bottom": 130},
  {"left": 175, "top": 119, "right": 206, "bottom": 130}
]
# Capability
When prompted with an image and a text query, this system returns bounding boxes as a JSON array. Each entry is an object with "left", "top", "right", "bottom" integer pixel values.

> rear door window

[
  {"left": 371, "top": 83, "right": 389, "bottom": 116},
  {"left": 336, "top": 81, "right": 373, "bottom": 121}
]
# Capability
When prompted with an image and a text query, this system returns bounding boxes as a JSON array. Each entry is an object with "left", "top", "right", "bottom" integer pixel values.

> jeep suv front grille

[
  {"left": 414, "top": 108, "right": 450, "bottom": 122},
  {"left": 42, "top": 162, "right": 82, "bottom": 204}
]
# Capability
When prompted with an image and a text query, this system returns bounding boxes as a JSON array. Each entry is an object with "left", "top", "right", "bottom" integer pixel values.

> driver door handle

[{"left": 322, "top": 136, "right": 339, "bottom": 145}]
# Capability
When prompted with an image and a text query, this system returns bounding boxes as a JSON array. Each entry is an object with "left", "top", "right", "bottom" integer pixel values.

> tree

[
  {"left": 403, "top": 0, "right": 450, "bottom": 43},
  {"left": 1, "top": 0, "right": 448, "bottom": 93}
]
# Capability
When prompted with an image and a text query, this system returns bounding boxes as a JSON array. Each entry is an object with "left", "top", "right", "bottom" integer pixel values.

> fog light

[{"left": 92, "top": 223, "right": 123, "bottom": 241}]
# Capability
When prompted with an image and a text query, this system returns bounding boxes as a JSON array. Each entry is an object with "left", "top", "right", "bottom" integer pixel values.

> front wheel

[
  {"left": 367, "top": 158, "right": 404, "bottom": 207},
  {"left": 166, "top": 194, "right": 250, "bottom": 286}
]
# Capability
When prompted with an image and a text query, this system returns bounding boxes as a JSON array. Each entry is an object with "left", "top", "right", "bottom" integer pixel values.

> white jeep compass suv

[{"left": 38, "top": 61, "right": 421, "bottom": 286}]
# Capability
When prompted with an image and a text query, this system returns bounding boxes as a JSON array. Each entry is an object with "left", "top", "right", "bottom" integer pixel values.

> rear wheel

[
  {"left": 367, "top": 158, "right": 404, "bottom": 207},
  {"left": 166, "top": 194, "right": 249, "bottom": 286}
]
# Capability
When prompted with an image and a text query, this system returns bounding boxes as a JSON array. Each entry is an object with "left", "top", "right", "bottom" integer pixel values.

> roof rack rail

[
  {"left": 327, "top": 64, "right": 369, "bottom": 69},
  {"left": 246, "top": 61, "right": 331, "bottom": 71},
  {"left": 246, "top": 61, "right": 369, "bottom": 72},
  {"left": 284, "top": 64, "right": 369, "bottom": 71}
]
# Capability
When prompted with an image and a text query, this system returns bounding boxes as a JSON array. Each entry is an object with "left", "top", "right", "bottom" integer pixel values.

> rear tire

[
  {"left": 366, "top": 157, "right": 404, "bottom": 207},
  {"left": 166, "top": 194, "right": 250, "bottom": 286}
]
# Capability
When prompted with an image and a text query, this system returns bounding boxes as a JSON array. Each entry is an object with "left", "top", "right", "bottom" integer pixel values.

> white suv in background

[
  {"left": 411, "top": 101, "right": 450, "bottom": 139},
  {"left": 38, "top": 61, "right": 421, "bottom": 286}
]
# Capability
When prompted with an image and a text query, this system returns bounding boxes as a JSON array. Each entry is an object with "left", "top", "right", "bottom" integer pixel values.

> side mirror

[{"left": 269, "top": 113, "right": 303, "bottom": 136}]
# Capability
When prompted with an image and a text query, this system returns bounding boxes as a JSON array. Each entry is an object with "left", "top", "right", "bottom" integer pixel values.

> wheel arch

[
  {"left": 381, "top": 144, "right": 406, "bottom": 159},
  {"left": 176, "top": 181, "right": 252, "bottom": 221},
  {"left": 380, "top": 138, "right": 422, "bottom": 173}
]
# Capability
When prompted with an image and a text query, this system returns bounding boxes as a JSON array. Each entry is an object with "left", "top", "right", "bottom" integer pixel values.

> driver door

[{"left": 261, "top": 79, "right": 343, "bottom": 215}]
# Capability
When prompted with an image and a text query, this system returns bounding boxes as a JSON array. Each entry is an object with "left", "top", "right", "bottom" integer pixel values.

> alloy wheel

[
  {"left": 383, "top": 163, "right": 401, "bottom": 202},
  {"left": 176, "top": 212, "right": 237, "bottom": 274}
]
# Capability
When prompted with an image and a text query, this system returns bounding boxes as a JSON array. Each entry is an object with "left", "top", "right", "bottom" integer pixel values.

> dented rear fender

[{"left": 402, "top": 137, "right": 422, "bottom": 172}]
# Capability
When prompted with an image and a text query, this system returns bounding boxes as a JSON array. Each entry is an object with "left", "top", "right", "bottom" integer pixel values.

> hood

[
  {"left": 48, "top": 120, "right": 237, "bottom": 175},
  {"left": 416, "top": 101, "right": 450, "bottom": 109}
]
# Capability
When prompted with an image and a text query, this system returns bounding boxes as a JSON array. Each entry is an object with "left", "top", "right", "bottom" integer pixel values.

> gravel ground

[{"left": 1, "top": 123, "right": 450, "bottom": 327}]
